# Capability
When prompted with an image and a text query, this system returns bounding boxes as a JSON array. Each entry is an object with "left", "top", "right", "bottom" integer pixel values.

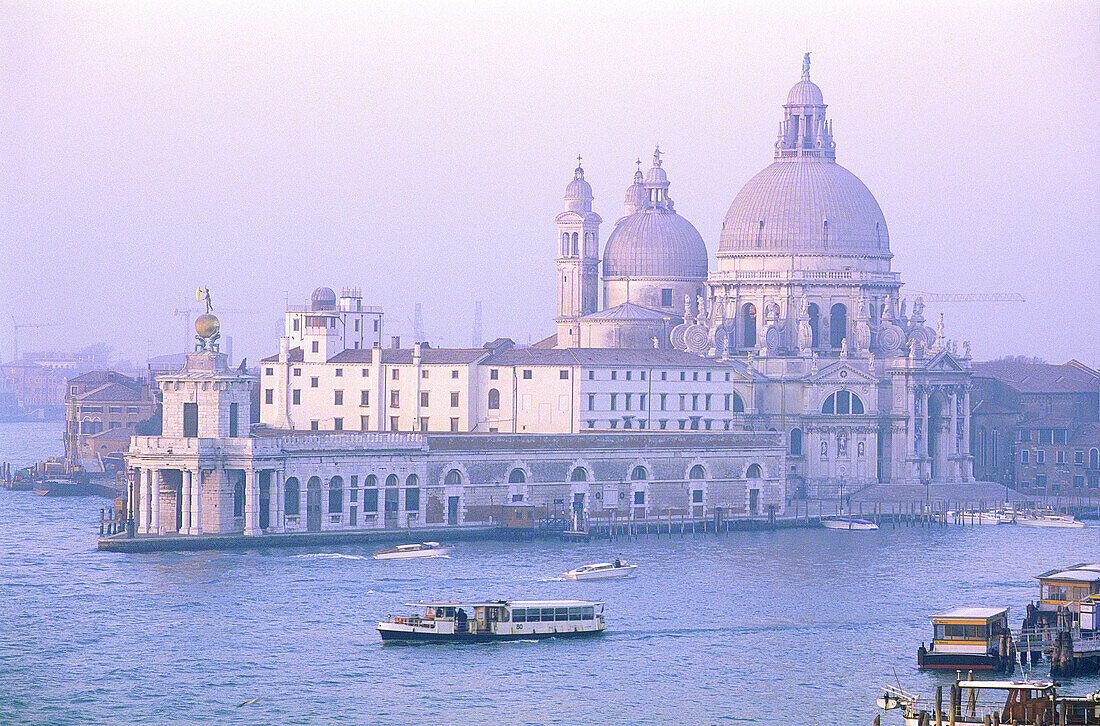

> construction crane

[
  {"left": 904, "top": 291, "right": 1025, "bottom": 304},
  {"left": 9, "top": 315, "right": 62, "bottom": 363}
]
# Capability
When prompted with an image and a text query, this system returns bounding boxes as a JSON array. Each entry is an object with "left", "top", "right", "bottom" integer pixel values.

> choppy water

[{"left": 0, "top": 423, "right": 1096, "bottom": 725}]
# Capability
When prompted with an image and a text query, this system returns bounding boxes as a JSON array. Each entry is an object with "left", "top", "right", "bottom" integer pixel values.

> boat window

[
  {"left": 512, "top": 608, "right": 525, "bottom": 622},
  {"left": 582, "top": 606, "right": 594, "bottom": 619},
  {"left": 568, "top": 607, "right": 582, "bottom": 621},
  {"left": 443, "top": 607, "right": 454, "bottom": 618},
  {"left": 555, "top": 607, "right": 569, "bottom": 621},
  {"left": 541, "top": 608, "right": 555, "bottom": 622},
  {"left": 498, "top": 608, "right": 509, "bottom": 622}
]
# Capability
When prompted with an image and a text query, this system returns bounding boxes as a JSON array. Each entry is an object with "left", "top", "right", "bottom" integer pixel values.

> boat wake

[
  {"left": 537, "top": 576, "right": 567, "bottom": 582},
  {"left": 293, "top": 553, "right": 370, "bottom": 561}
]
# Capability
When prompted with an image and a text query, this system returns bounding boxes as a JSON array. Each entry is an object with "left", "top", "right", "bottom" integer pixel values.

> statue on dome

[{"left": 802, "top": 52, "right": 811, "bottom": 78}]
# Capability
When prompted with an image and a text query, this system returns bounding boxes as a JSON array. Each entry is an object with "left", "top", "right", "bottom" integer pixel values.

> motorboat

[
  {"left": 378, "top": 599, "right": 605, "bottom": 642},
  {"left": 372, "top": 542, "right": 454, "bottom": 560},
  {"left": 820, "top": 516, "right": 879, "bottom": 531},
  {"left": 32, "top": 479, "right": 99, "bottom": 497},
  {"left": 1014, "top": 510, "right": 1085, "bottom": 528},
  {"left": 946, "top": 510, "right": 1011, "bottom": 525},
  {"left": 561, "top": 561, "right": 637, "bottom": 580},
  {"left": 916, "top": 607, "right": 1015, "bottom": 672},
  {"left": 878, "top": 675, "right": 1100, "bottom": 725}
]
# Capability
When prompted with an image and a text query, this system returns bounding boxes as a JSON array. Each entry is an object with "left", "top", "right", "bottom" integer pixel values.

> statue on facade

[
  {"left": 963, "top": 340, "right": 971, "bottom": 358},
  {"left": 810, "top": 350, "right": 818, "bottom": 375},
  {"left": 697, "top": 293, "right": 708, "bottom": 322},
  {"left": 840, "top": 337, "right": 848, "bottom": 358},
  {"left": 650, "top": 336, "right": 660, "bottom": 349},
  {"left": 913, "top": 296, "right": 925, "bottom": 318}
]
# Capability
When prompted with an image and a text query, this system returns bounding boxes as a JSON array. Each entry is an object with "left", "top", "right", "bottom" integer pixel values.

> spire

[
  {"left": 775, "top": 57, "right": 835, "bottom": 161},
  {"left": 802, "top": 52, "right": 811, "bottom": 80}
]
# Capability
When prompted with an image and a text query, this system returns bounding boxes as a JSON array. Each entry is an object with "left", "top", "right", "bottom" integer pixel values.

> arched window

[
  {"left": 830, "top": 303, "right": 847, "bottom": 349},
  {"left": 365, "top": 474, "right": 377, "bottom": 488},
  {"left": 807, "top": 303, "right": 820, "bottom": 348},
  {"left": 978, "top": 428, "right": 988, "bottom": 468},
  {"left": 508, "top": 468, "right": 526, "bottom": 483},
  {"left": 444, "top": 469, "right": 463, "bottom": 487},
  {"left": 746, "top": 464, "right": 762, "bottom": 479},
  {"left": 729, "top": 392, "right": 745, "bottom": 413},
  {"left": 571, "top": 232, "right": 578, "bottom": 255},
  {"left": 790, "top": 428, "right": 803, "bottom": 456},
  {"left": 385, "top": 474, "right": 399, "bottom": 488},
  {"left": 328, "top": 476, "right": 343, "bottom": 514},
  {"left": 570, "top": 467, "right": 588, "bottom": 482},
  {"left": 991, "top": 429, "right": 999, "bottom": 466},
  {"left": 488, "top": 388, "right": 500, "bottom": 410},
  {"left": 284, "top": 477, "right": 300, "bottom": 516},
  {"left": 233, "top": 477, "right": 245, "bottom": 518},
  {"left": 689, "top": 464, "right": 706, "bottom": 479},
  {"left": 561, "top": 232, "right": 569, "bottom": 256},
  {"left": 1091, "top": 448, "right": 1099, "bottom": 469},
  {"left": 742, "top": 303, "right": 757, "bottom": 348},
  {"left": 822, "top": 390, "right": 865, "bottom": 415},
  {"left": 630, "top": 466, "right": 647, "bottom": 481}
]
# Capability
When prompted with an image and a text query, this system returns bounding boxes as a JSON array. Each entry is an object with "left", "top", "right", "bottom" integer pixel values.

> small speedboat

[
  {"left": 561, "top": 561, "right": 637, "bottom": 580},
  {"left": 1014, "top": 511, "right": 1085, "bottom": 528},
  {"left": 372, "top": 542, "right": 454, "bottom": 560},
  {"left": 820, "top": 517, "right": 879, "bottom": 531},
  {"left": 947, "top": 510, "right": 1011, "bottom": 525}
]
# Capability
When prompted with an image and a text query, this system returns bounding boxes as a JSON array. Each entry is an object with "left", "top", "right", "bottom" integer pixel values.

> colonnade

[
  {"left": 907, "top": 383, "right": 973, "bottom": 483},
  {"left": 128, "top": 466, "right": 287, "bottom": 536}
]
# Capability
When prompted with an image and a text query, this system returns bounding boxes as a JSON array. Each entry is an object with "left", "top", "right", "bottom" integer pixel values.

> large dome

[
  {"left": 604, "top": 210, "right": 708, "bottom": 278},
  {"left": 718, "top": 160, "right": 890, "bottom": 258}
]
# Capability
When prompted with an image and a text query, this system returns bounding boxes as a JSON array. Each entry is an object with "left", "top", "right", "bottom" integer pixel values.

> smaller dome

[
  {"left": 565, "top": 166, "right": 593, "bottom": 200},
  {"left": 195, "top": 313, "right": 220, "bottom": 339},
  {"left": 787, "top": 79, "right": 823, "bottom": 106},
  {"left": 644, "top": 165, "right": 667, "bottom": 186},
  {"left": 311, "top": 286, "right": 337, "bottom": 311},
  {"left": 624, "top": 174, "right": 646, "bottom": 214}
]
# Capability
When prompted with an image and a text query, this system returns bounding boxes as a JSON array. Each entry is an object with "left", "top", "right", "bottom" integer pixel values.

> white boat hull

[
  {"left": 1015, "top": 517, "right": 1084, "bottom": 528},
  {"left": 563, "top": 564, "right": 637, "bottom": 581},
  {"left": 373, "top": 546, "right": 454, "bottom": 560},
  {"left": 821, "top": 518, "right": 879, "bottom": 531}
]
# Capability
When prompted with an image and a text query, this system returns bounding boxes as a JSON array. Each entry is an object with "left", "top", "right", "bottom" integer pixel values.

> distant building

[
  {"left": 65, "top": 371, "right": 157, "bottom": 472},
  {"left": 969, "top": 360, "right": 1100, "bottom": 493},
  {"left": 0, "top": 360, "right": 67, "bottom": 418}
]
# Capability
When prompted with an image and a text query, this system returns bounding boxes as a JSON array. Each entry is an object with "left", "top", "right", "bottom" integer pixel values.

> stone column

[
  {"left": 299, "top": 484, "right": 308, "bottom": 531},
  {"left": 274, "top": 470, "right": 284, "bottom": 533},
  {"left": 150, "top": 469, "right": 161, "bottom": 535},
  {"left": 138, "top": 468, "right": 148, "bottom": 533},
  {"left": 243, "top": 469, "right": 260, "bottom": 536},
  {"left": 129, "top": 467, "right": 139, "bottom": 533},
  {"left": 181, "top": 470, "right": 191, "bottom": 534},
  {"left": 961, "top": 385, "right": 973, "bottom": 480},
  {"left": 918, "top": 387, "right": 929, "bottom": 481},
  {"left": 948, "top": 387, "right": 959, "bottom": 481}
]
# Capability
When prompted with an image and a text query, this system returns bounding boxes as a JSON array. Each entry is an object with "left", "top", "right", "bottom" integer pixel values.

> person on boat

[
  {"left": 613, "top": 558, "right": 621, "bottom": 568},
  {"left": 455, "top": 608, "right": 468, "bottom": 632}
]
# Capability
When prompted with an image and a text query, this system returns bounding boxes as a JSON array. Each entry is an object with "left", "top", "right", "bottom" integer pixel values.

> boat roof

[
  {"left": 957, "top": 680, "right": 1053, "bottom": 690},
  {"left": 1036, "top": 563, "right": 1100, "bottom": 583},
  {"left": 932, "top": 607, "right": 1009, "bottom": 621},
  {"left": 407, "top": 599, "right": 602, "bottom": 608}
]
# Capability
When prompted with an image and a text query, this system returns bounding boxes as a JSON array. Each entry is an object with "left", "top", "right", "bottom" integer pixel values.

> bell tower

[{"left": 554, "top": 158, "right": 602, "bottom": 347}]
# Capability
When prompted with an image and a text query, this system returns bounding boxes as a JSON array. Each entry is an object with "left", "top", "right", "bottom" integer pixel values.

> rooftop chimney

[{"left": 391, "top": 336, "right": 400, "bottom": 349}]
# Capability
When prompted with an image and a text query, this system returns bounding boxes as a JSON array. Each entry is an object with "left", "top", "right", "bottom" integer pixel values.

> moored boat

[
  {"left": 1014, "top": 510, "right": 1085, "bottom": 528},
  {"left": 562, "top": 560, "right": 637, "bottom": 580},
  {"left": 946, "top": 510, "right": 1011, "bottom": 525},
  {"left": 879, "top": 676, "right": 1100, "bottom": 725},
  {"left": 378, "top": 599, "right": 605, "bottom": 642},
  {"left": 372, "top": 542, "right": 454, "bottom": 560},
  {"left": 820, "top": 516, "right": 879, "bottom": 530},
  {"left": 32, "top": 479, "right": 99, "bottom": 497},
  {"left": 917, "top": 607, "right": 1015, "bottom": 672}
]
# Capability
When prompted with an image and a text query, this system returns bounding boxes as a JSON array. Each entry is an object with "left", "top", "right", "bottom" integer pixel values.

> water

[{"left": 0, "top": 424, "right": 1096, "bottom": 725}]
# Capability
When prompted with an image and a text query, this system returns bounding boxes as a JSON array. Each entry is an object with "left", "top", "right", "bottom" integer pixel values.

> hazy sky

[{"left": 2, "top": 1, "right": 1097, "bottom": 368}]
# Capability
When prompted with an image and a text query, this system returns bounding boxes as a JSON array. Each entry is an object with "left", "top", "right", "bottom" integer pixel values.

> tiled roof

[
  {"left": 971, "top": 361, "right": 1100, "bottom": 394},
  {"left": 73, "top": 382, "right": 148, "bottom": 402},
  {"left": 69, "top": 370, "right": 137, "bottom": 386},
  {"left": 580, "top": 302, "right": 676, "bottom": 321},
  {"left": 329, "top": 348, "right": 489, "bottom": 365},
  {"left": 260, "top": 347, "right": 304, "bottom": 363}
]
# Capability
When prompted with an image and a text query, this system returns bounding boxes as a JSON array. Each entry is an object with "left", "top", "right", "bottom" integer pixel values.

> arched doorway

[
  {"left": 742, "top": 303, "right": 757, "bottom": 348},
  {"left": 830, "top": 303, "right": 847, "bottom": 349},
  {"left": 746, "top": 463, "right": 762, "bottom": 515},
  {"left": 306, "top": 476, "right": 322, "bottom": 532}
]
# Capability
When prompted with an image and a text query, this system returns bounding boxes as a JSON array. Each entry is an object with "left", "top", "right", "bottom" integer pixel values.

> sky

[{"left": 1, "top": 1, "right": 1097, "bottom": 369}]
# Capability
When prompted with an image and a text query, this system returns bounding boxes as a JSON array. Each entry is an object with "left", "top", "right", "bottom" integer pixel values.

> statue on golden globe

[{"left": 193, "top": 287, "right": 221, "bottom": 352}]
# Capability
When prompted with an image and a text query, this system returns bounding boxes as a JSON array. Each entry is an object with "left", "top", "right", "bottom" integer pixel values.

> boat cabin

[
  {"left": 379, "top": 599, "right": 605, "bottom": 642},
  {"left": 1035, "top": 563, "right": 1100, "bottom": 613},
  {"left": 918, "top": 607, "right": 1012, "bottom": 671}
]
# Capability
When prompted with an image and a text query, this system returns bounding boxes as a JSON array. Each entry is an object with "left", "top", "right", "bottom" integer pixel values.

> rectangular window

[
  {"left": 724, "top": 394, "right": 730, "bottom": 410},
  {"left": 692, "top": 489, "right": 703, "bottom": 503},
  {"left": 680, "top": 372, "right": 685, "bottom": 381},
  {"left": 311, "top": 341, "right": 319, "bottom": 353},
  {"left": 311, "top": 420, "right": 319, "bottom": 431},
  {"left": 661, "top": 288, "right": 673, "bottom": 307},
  {"left": 1021, "top": 450, "right": 1030, "bottom": 464},
  {"left": 1036, "top": 474, "right": 1047, "bottom": 488},
  {"left": 588, "top": 370, "right": 595, "bottom": 380},
  {"left": 1039, "top": 429, "right": 1053, "bottom": 445},
  {"left": 362, "top": 368, "right": 369, "bottom": 377},
  {"left": 450, "top": 417, "right": 459, "bottom": 432},
  {"left": 450, "top": 392, "right": 459, "bottom": 407},
  {"left": 265, "top": 368, "right": 273, "bottom": 376},
  {"left": 292, "top": 389, "right": 301, "bottom": 405},
  {"left": 693, "top": 372, "right": 699, "bottom": 381},
  {"left": 265, "top": 389, "right": 273, "bottom": 404},
  {"left": 293, "top": 368, "right": 301, "bottom": 376},
  {"left": 451, "top": 370, "right": 459, "bottom": 379},
  {"left": 725, "top": 373, "right": 730, "bottom": 381},
  {"left": 1075, "top": 450, "right": 1084, "bottom": 464},
  {"left": 229, "top": 402, "right": 239, "bottom": 437},
  {"left": 311, "top": 377, "right": 319, "bottom": 388},
  {"left": 406, "top": 488, "right": 420, "bottom": 511},
  {"left": 1054, "top": 429, "right": 1067, "bottom": 444},
  {"left": 1074, "top": 475, "right": 1085, "bottom": 488},
  {"left": 355, "top": 319, "right": 360, "bottom": 332},
  {"left": 705, "top": 394, "right": 711, "bottom": 410},
  {"left": 360, "top": 390, "right": 369, "bottom": 406},
  {"left": 660, "top": 394, "right": 667, "bottom": 411},
  {"left": 334, "top": 418, "right": 343, "bottom": 431},
  {"left": 490, "top": 369, "right": 499, "bottom": 380},
  {"left": 1037, "top": 450, "right": 1045, "bottom": 464},
  {"left": 361, "top": 415, "right": 369, "bottom": 430},
  {"left": 419, "top": 417, "right": 428, "bottom": 432},
  {"left": 661, "top": 371, "right": 667, "bottom": 381},
  {"left": 183, "top": 403, "right": 198, "bottom": 438},
  {"left": 609, "top": 394, "right": 617, "bottom": 411},
  {"left": 293, "top": 318, "right": 300, "bottom": 331},
  {"left": 559, "top": 369, "right": 569, "bottom": 380},
  {"left": 659, "top": 420, "right": 667, "bottom": 430},
  {"left": 587, "top": 394, "right": 595, "bottom": 410},
  {"left": 1056, "top": 450, "right": 1065, "bottom": 464},
  {"left": 390, "top": 416, "right": 399, "bottom": 431},
  {"left": 1020, "top": 429, "right": 1031, "bottom": 442},
  {"left": 420, "top": 392, "right": 429, "bottom": 407},
  {"left": 522, "top": 370, "right": 532, "bottom": 379},
  {"left": 421, "top": 370, "right": 429, "bottom": 379},
  {"left": 334, "top": 390, "right": 344, "bottom": 405},
  {"left": 390, "top": 391, "right": 400, "bottom": 408},
  {"left": 625, "top": 371, "right": 632, "bottom": 380},
  {"left": 634, "top": 491, "right": 644, "bottom": 505},
  {"left": 624, "top": 393, "right": 632, "bottom": 410},
  {"left": 679, "top": 394, "right": 686, "bottom": 410},
  {"left": 335, "top": 369, "right": 343, "bottom": 377},
  {"left": 639, "top": 394, "right": 646, "bottom": 409},
  {"left": 364, "top": 488, "right": 378, "bottom": 512},
  {"left": 392, "top": 369, "right": 399, "bottom": 380}
]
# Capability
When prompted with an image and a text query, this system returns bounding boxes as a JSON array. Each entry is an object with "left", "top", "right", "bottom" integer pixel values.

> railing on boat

[{"left": 1016, "top": 625, "right": 1100, "bottom": 655}]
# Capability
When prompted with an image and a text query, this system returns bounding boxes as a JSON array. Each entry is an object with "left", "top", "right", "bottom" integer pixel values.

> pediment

[
  {"left": 806, "top": 360, "right": 878, "bottom": 385},
  {"left": 925, "top": 349, "right": 965, "bottom": 372}
]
